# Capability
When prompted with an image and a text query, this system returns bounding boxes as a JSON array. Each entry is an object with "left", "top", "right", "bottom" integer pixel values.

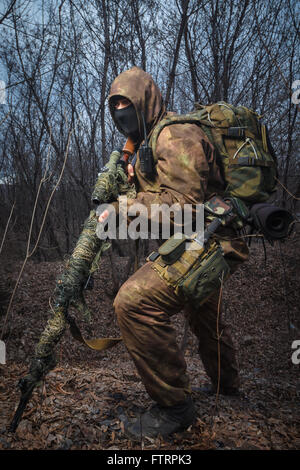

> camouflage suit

[{"left": 109, "top": 67, "right": 249, "bottom": 407}]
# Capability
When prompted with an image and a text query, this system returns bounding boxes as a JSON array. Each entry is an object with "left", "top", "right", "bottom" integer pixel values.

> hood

[{"left": 108, "top": 66, "right": 165, "bottom": 140}]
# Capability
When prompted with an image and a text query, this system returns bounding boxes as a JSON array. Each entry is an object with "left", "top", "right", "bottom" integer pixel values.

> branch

[
  {"left": 0, "top": 200, "right": 15, "bottom": 257},
  {"left": 0, "top": 0, "right": 17, "bottom": 25}
]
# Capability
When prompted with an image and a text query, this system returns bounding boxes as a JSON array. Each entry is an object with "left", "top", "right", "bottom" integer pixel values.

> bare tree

[
  {"left": 0, "top": 0, "right": 18, "bottom": 25},
  {"left": 0, "top": 0, "right": 298, "bottom": 263}
]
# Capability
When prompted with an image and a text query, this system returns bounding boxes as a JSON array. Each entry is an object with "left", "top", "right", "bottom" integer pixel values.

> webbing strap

[
  {"left": 67, "top": 315, "right": 122, "bottom": 351},
  {"left": 229, "top": 157, "right": 275, "bottom": 167},
  {"left": 261, "top": 124, "right": 268, "bottom": 153},
  {"left": 223, "top": 127, "right": 257, "bottom": 140}
]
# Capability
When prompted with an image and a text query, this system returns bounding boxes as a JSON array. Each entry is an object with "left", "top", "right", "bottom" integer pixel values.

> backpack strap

[
  {"left": 150, "top": 113, "right": 212, "bottom": 163},
  {"left": 229, "top": 157, "right": 275, "bottom": 168}
]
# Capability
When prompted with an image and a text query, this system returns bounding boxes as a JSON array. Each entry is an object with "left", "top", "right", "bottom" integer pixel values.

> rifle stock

[
  {"left": 9, "top": 378, "right": 39, "bottom": 433},
  {"left": 9, "top": 352, "right": 57, "bottom": 433}
]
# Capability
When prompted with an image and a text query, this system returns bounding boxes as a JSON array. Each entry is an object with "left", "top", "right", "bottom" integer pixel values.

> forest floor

[{"left": 0, "top": 232, "right": 299, "bottom": 451}]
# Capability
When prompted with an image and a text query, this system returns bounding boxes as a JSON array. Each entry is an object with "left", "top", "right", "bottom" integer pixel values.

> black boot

[{"left": 124, "top": 395, "right": 196, "bottom": 441}]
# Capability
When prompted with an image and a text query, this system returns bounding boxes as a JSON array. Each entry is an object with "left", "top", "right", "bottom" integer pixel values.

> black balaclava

[{"left": 113, "top": 103, "right": 140, "bottom": 141}]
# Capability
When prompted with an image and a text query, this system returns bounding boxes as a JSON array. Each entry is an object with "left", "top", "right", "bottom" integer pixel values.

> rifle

[{"left": 9, "top": 144, "right": 136, "bottom": 433}]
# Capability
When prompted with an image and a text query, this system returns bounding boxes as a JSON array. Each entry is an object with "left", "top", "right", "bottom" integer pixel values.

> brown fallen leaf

[
  {"left": 23, "top": 406, "right": 38, "bottom": 419},
  {"left": 56, "top": 384, "right": 72, "bottom": 395}
]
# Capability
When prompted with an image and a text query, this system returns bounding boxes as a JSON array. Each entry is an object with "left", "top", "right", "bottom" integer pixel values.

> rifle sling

[{"left": 67, "top": 315, "right": 122, "bottom": 351}]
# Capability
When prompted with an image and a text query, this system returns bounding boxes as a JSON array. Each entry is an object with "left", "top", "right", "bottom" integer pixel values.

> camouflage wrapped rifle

[{"left": 9, "top": 149, "right": 136, "bottom": 433}]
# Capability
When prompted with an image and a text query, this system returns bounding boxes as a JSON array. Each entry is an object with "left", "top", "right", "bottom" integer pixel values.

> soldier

[{"left": 99, "top": 66, "right": 249, "bottom": 441}]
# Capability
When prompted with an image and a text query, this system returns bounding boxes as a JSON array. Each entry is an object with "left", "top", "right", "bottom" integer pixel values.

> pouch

[
  {"left": 151, "top": 238, "right": 230, "bottom": 305},
  {"left": 158, "top": 233, "right": 188, "bottom": 264},
  {"left": 178, "top": 243, "right": 230, "bottom": 305},
  {"left": 151, "top": 237, "right": 204, "bottom": 289}
]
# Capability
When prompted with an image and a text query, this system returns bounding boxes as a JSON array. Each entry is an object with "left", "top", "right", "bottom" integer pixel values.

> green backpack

[{"left": 150, "top": 101, "right": 278, "bottom": 204}]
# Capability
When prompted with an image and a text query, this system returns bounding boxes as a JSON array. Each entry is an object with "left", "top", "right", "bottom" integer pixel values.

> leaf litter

[{"left": 0, "top": 233, "right": 299, "bottom": 450}]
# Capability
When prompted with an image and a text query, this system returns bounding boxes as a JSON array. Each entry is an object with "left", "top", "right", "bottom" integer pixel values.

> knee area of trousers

[
  {"left": 113, "top": 289, "right": 124, "bottom": 316},
  {"left": 113, "top": 284, "right": 136, "bottom": 320}
]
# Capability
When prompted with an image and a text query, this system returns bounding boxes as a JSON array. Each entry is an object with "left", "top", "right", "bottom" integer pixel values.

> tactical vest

[{"left": 150, "top": 101, "right": 278, "bottom": 205}]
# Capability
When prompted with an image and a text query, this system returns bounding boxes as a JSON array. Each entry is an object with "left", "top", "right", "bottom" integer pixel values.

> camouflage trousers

[{"left": 113, "top": 232, "right": 249, "bottom": 406}]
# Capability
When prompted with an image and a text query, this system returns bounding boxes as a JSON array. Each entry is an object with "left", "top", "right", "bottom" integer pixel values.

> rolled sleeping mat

[{"left": 249, "top": 203, "right": 295, "bottom": 240}]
